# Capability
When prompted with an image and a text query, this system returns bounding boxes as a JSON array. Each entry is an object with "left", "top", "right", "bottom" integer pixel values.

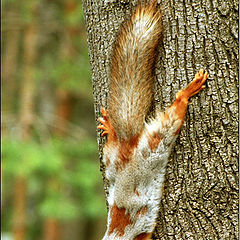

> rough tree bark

[{"left": 83, "top": 0, "right": 238, "bottom": 239}]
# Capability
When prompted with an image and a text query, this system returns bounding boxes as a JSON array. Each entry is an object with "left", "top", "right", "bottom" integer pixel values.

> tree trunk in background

[
  {"left": 43, "top": 218, "right": 61, "bottom": 240},
  {"left": 2, "top": 28, "right": 20, "bottom": 112},
  {"left": 19, "top": 24, "right": 36, "bottom": 141},
  {"left": 42, "top": 179, "right": 62, "bottom": 240},
  {"left": 14, "top": 8, "right": 37, "bottom": 240},
  {"left": 43, "top": 1, "right": 76, "bottom": 239},
  {"left": 83, "top": 0, "right": 238, "bottom": 239},
  {"left": 13, "top": 177, "right": 27, "bottom": 240},
  {"left": 54, "top": 89, "right": 73, "bottom": 136},
  {"left": 53, "top": 0, "right": 77, "bottom": 137}
]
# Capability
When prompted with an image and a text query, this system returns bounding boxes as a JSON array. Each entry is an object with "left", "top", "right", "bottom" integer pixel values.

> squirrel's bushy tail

[{"left": 108, "top": 2, "right": 163, "bottom": 140}]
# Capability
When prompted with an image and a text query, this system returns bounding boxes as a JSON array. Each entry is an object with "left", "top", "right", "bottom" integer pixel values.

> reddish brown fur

[
  {"left": 108, "top": 204, "right": 148, "bottom": 237},
  {"left": 171, "top": 93, "right": 188, "bottom": 131},
  {"left": 166, "top": 70, "right": 208, "bottom": 135},
  {"left": 98, "top": 108, "right": 118, "bottom": 142},
  {"left": 115, "top": 133, "right": 141, "bottom": 171},
  {"left": 105, "top": 157, "right": 110, "bottom": 167},
  {"left": 141, "top": 206, "right": 148, "bottom": 215},
  {"left": 134, "top": 232, "right": 152, "bottom": 240},
  {"left": 119, "top": 134, "right": 140, "bottom": 163},
  {"left": 135, "top": 189, "right": 140, "bottom": 196},
  {"left": 108, "top": 204, "right": 131, "bottom": 236},
  {"left": 165, "top": 97, "right": 187, "bottom": 136},
  {"left": 108, "top": 127, "right": 118, "bottom": 143},
  {"left": 147, "top": 132, "right": 162, "bottom": 151},
  {"left": 136, "top": 206, "right": 148, "bottom": 216}
]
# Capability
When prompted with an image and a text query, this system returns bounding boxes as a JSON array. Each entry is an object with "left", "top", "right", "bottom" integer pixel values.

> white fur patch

[{"left": 102, "top": 107, "right": 182, "bottom": 239}]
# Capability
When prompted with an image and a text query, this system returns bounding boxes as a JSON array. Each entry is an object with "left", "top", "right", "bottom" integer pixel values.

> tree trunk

[
  {"left": 2, "top": 28, "right": 20, "bottom": 112},
  {"left": 83, "top": 0, "right": 238, "bottom": 239},
  {"left": 43, "top": 2, "right": 76, "bottom": 239},
  {"left": 14, "top": 8, "right": 37, "bottom": 240},
  {"left": 13, "top": 177, "right": 27, "bottom": 240},
  {"left": 19, "top": 23, "right": 36, "bottom": 141},
  {"left": 43, "top": 219, "right": 61, "bottom": 240},
  {"left": 53, "top": 0, "right": 77, "bottom": 137},
  {"left": 54, "top": 89, "right": 74, "bottom": 136}
]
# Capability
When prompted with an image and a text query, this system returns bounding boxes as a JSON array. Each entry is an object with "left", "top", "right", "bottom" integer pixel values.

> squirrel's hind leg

[
  {"left": 145, "top": 69, "right": 208, "bottom": 150},
  {"left": 166, "top": 69, "right": 208, "bottom": 134}
]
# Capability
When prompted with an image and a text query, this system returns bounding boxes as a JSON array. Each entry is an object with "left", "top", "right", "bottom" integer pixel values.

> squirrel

[{"left": 98, "top": 1, "right": 208, "bottom": 239}]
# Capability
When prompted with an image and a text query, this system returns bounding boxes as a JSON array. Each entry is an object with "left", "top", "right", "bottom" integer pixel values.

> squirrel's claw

[
  {"left": 98, "top": 108, "right": 112, "bottom": 137},
  {"left": 98, "top": 117, "right": 106, "bottom": 125},
  {"left": 102, "top": 131, "right": 109, "bottom": 136},
  {"left": 185, "top": 69, "right": 209, "bottom": 98},
  {"left": 97, "top": 124, "right": 108, "bottom": 131},
  {"left": 101, "top": 107, "right": 108, "bottom": 119},
  {"left": 97, "top": 124, "right": 109, "bottom": 137}
]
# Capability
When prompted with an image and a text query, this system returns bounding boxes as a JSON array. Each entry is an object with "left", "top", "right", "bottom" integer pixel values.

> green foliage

[
  {"left": 18, "top": 1, "right": 40, "bottom": 23},
  {"left": 2, "top": 137, "right": 105, "bottom": 221},
  {"left": 2, "top": 0, "right": 106, "bottom": 238},
  {"left": 50, "top": 57, "right": 92, "bottom": 95},
  {"left": 64, "top": 3, "right": 84, "bottom": 26},
  {"left": 2, "top": 139, "right": 63, "bottom": 177},
  {"left": 40, "top": 191, "right": 79, "bottom": 220}
]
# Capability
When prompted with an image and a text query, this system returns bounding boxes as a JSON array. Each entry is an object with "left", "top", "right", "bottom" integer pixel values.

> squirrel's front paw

[
  {"left": 97, "top": 107, "right": 113, "bottom": 137},
  {"left": 186, "top": 69, "right": 208, "bottom": 98}
]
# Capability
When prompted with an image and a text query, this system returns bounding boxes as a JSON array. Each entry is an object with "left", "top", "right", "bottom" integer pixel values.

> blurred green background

[{"left": 2, "top": 1, "right": 107, "bottom": 239}]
